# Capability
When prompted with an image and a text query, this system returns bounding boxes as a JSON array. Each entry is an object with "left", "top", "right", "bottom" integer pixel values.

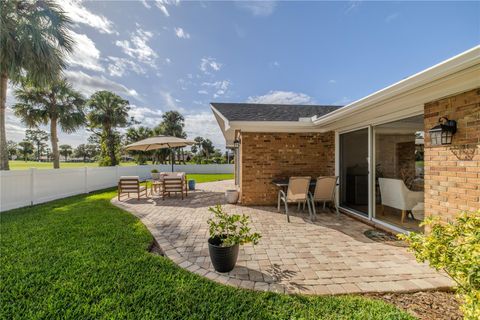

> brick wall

[
  {"left": 239, "top": 132, "right": 335, "bottom": 205},
  {"left": 424, "top": 88, "right": 480, "bottom": 221}
]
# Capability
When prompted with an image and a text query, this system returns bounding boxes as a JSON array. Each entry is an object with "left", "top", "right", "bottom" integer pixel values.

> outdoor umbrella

[{"left": 125, "top": 135, "right": 195, "bottom": 171}]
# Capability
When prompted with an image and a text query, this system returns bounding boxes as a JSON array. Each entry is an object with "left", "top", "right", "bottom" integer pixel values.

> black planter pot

[{"left": 208, "top": 237, "right": 239, "bottom": 273}]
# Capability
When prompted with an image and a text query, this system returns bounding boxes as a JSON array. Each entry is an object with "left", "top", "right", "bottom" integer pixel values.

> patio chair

[
  {"left": 117, "top": 176, "right": 148, "bottom": 201},
  {"left": 309, "top": 176, "right": 339, "bottom": 219},
  {"left": 277, "top": 176, "right": 312, "bottom": 222},
  {"left": 160, "top": 172, "right": 187, "bottom": 200},
  {"left": 378, "top": 178, "right": 423, "bottom": 224}
]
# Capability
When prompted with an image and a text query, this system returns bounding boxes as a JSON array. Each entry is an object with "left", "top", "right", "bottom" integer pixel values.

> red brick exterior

[
  {"left": 239, "top": 132, "right": 335, "bottom": 205},
  {"left": 424, "top": 88, "right": 480, "bottom": 221}
]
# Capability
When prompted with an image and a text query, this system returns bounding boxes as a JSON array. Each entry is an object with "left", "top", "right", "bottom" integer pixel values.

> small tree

[
  {"left": 17, "top": 141, "right": 33, "bottom": 161},
  {"left": 25, "top": 129, "right": 48, "bottom": 161},
  {"left": 6, "top": 140, "right": 17, "bottom": 160},
  {"left": 59, "top": 144, "right": 73, "bottom": 162},
  {"left": 399, "top": 211, "right": 480, "bottom": 320}
]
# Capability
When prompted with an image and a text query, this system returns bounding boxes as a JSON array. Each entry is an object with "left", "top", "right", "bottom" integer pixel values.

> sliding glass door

[
  {"left": 339, "top": 129, "right": 369, "bottom": 216},
  {"left": 373, "top": 115, "right": 425, "bottom": 232}
]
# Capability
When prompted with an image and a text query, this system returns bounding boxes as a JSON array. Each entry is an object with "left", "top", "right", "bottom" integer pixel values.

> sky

[{"left": 5, "top": 0, "right": 480, "bottom": 150}]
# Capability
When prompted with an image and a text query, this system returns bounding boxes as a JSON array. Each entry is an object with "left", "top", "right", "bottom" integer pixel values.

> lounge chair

[
  {"left": 160, "top": 172, "right": 188, "bottom": 199},
  {"left": 309, "top": 176, "right": 339, "bottom": 219},
  {"left": 378, "top": 178, "right": 423, "bottom": 224},
  {"left": 117, "top": 176, "right": 148, "bottom": 201},
  {"left": 277, "top": 176, "right": 312, "bottom": 222}
]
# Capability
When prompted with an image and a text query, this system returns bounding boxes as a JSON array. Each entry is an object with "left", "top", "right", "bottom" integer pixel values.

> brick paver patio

[{"left": 112, "top": 180, "right": 453, "bottom": 295}]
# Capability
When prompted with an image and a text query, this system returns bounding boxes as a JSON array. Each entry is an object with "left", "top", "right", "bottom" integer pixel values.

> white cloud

[
  {"left": 185, "top": 112, "right": 225, "bottom": 148},
  {"left": 269, "top": 61, "right": 280, "bottom": 68},
  {"left": 65, "top": 70, "right": 139, "bottom": 98},
  {"left": 5, "top": 107, "right": 26, "bottom": 142},
  {"left": 328, "top": 79, "right": 337, "bottom": 84},
  {"left": 247, "top": 90, "right": 315, "bottom": 104},
  {"left": 116, "top": 26, "right": 158, "bottom": 68},
  {"left": 140, "top": 0, "right": 151, "bottom": 9},
  {"left": 60, "top": 0, "right": 116, "bottom": 34},
  {"left": 174, "top": 27, "right": 190, "bottom": 39},
  {"left": 107, "top": 56, "right": 146, "bottom": 77},
  {"left": 160, "top": 91, "right": 184, "bottom": 112},
  {"left": 129, "top": 105, "right": 164, "bottom": 127},
  {"left": 236, "top": 1, "right": 276, "bottom": 16},
  {"left": 200, "top": 57, "right": 222, "bottom": 73},
  {"left": 143, "top": 0, "right": 180, "bottom": 17},
  {"left": 385, "top": 13, "right": 400, "bottom": 23},
  {"left": 165, "top": 58, "right": 171, "bottom": 64},
  {"left": 198, "top": 90, "right": 208, "bottom": 95},
  {"left": 67, "top": 31, "right": 104, "bottom": 72},
  {"left": 345, "top": 0, "right": 362, "bottom": 14},
  {"left": 202, "top": 80, "right": 231, "bottom": 98}
]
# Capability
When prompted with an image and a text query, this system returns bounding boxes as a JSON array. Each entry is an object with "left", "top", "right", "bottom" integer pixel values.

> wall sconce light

[
  {"left": 233, "top": 138, "right": 241, "bottom": 148},
  {"left": 428, "top": 117, "right": 457, "bottom": 146}
]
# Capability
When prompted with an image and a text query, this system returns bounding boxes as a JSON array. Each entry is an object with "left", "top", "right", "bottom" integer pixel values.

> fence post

[
  {"left": 84, "top": 167, "right": 88, "bottom": 193},
  {"left": 115, "top": 165, "right": 119, "bottom": 184},
  {"left": 30, "top": 168, "right": 36, "bottom": 206}
]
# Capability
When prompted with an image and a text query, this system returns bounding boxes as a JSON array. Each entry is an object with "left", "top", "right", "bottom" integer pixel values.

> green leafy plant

[
  {"left": 151, "top": 169, "right": 159, "bottom": 173},
  {"left": 399, "top": 210, "right": 480, "bottom": 320},
  {"left": 207, "top": 205, "right": 261, "bottom": 247}
]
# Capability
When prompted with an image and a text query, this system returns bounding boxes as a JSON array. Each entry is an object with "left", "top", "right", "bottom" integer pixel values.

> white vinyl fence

[{"left": 0, "top": 164, "right": 233, "bottom": 212}]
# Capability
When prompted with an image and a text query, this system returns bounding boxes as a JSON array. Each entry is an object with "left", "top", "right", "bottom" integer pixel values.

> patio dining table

[{"left": 271, "top": 178, "right": 317, "bottom": 189}]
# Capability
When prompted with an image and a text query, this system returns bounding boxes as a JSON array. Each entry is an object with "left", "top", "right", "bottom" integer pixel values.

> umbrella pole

[{"left": 171, "top": 148, "right": 174, "bottom": 172}]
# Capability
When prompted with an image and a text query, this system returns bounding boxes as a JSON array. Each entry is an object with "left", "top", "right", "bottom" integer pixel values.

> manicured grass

[
  {"left": 186, "top": 173, "right": 233, "bottom": 183},
  {"left": 0, "top": 178, "right": 413, "bottom": 319}
]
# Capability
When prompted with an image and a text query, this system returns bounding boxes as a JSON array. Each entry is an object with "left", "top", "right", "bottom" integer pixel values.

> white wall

[{"left": 0, "top": 164, "right": 233, "bottom": 212}]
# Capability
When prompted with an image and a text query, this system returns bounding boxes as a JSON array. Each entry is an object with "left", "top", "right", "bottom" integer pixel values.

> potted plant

[
  {"left": 151, "top": 169, "right": 160, "bottom": 180},
  {"left": 207, "top": 205, "right": 261, "bottom": 272}
]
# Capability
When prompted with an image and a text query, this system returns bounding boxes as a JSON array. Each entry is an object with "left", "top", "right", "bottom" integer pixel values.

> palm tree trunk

[
  {"left": 0, "top": 72, "right": 10, "bottom": 170},
  {"left": 107, "top": 131, "right": 117, "bottom": 166},
  {"left": 50, "top": 117, "right": 60, "bottom": 169}
]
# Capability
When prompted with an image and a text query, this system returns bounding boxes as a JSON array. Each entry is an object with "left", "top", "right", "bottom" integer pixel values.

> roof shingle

[{"left": 211, "top": 102, "right": 342, "bottom": 122}]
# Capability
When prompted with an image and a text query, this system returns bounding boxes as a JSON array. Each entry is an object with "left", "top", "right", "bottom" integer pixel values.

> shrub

[
  {"left": 399, "top": 210, "right": 480, "bottom": 319},
  {"left": 207, "top": 205, "right": 261, "bottom": 247},
  {"left": 151, "top": 169, "right": 159, "bottom": 173}
]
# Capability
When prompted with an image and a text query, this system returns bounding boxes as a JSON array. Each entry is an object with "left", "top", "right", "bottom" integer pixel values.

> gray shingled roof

[{"left": 211, "top": 103, "right": 342, "bottom": 122}]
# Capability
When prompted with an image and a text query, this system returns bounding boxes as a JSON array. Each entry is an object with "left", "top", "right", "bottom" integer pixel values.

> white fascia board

[
  {"left": 313, "top": 45, "right": 480, "bottom": 128},
  {"left": 229, "top": 120, "right": 324, "bottom": 133}
]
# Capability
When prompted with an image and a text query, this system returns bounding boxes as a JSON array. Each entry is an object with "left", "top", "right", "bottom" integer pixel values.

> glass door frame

[
  {"left": 335, "top": 112, "right": 424, "bottom": 234},
  {"left": 336, "top": 125, "right": 372, "bottom": 219}
]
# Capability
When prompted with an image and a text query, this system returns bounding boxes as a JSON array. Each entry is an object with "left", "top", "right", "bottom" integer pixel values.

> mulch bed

[{"left": 365, "top": 291, "right": 462, "bottom": 320}]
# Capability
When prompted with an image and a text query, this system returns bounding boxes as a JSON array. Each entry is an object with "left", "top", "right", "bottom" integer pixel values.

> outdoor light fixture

[
  {"left": 428, "top": 116, "right": 457, "bottom": 146},
  {"left": 233, "top": 138, "right": 241, "bottom": 148}
]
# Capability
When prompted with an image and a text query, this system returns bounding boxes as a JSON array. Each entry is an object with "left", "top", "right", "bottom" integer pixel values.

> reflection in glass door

[
  {"left": 374, "top": 115, "right": 425, "bottom": 232},
  {"left": 339, "top": 129, "right": 369, "bottom": 216}
]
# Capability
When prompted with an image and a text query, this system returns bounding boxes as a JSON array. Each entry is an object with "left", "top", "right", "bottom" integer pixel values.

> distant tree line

[{"left": 0, "top": 1, "right": 229, "bottom": 170}]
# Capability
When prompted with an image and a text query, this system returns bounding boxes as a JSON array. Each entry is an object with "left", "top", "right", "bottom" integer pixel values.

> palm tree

[
  {"left": 126, "top": 126, "right": 153, "bottom": 164},
  {"left": 59, "top": 144, "right": 72, "bottom": 162},
  {"left": 87, "top": 91, "right": 130, "bottom": 166},
  {"left": 0, "top": 0, "right": 74, "bottom": 170},
  {"left": 154, "top": 111, "right": 187, "bottom": 164},
  {"left": 13, "top": 79, "right": 85, "bottom": 169},
  {"left": 17, "top": 140, "right": 33, "bottom": 161}
]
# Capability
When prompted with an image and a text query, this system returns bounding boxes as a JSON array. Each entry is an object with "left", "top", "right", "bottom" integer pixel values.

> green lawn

[{"left": 0, "top": 175, "right": 413, "bottom": 319}]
